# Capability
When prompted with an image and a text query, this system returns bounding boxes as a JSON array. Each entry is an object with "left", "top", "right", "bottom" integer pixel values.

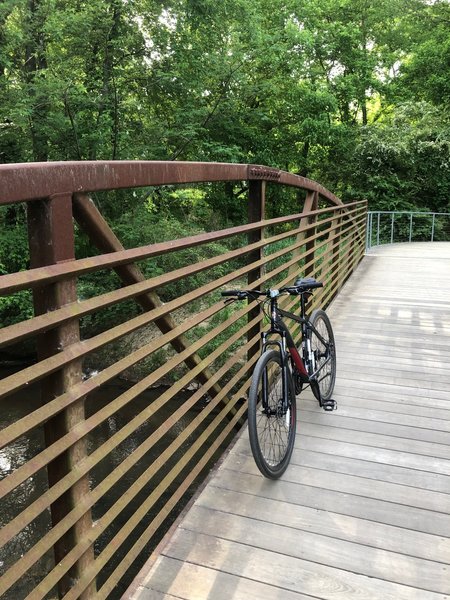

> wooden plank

[
  {"left": 334, "top": 306, "right": 450, "bottom": 320},
  {"left": 195, "top": 486, "right": 450, "bottom": 564},
  {"left": 335, "top": 362, "right": 450, "bottom": 385},
  {"left": 335, "top": 325, "right": 450, "bottom": 339},
  {"left": 137, "top": 555, "right": 313, "bottom": 600},
  {"left": 335, "top": 327, "right": 450, "bottom": 344},
  {"left": 295, "top": 423, "right": 450, "bottom": 464},
  {"left": 163, "top": 529, "right": 447, "bottom": 600},
  {"left": 131, "top": 585, "right": 179, "bottom": 600},
  {"left": 212, "top": 468, "right": 450, "bottom": 537},
  {"left": 333, "top": 368, "right": 449, "bottom": 392},
  {"left": 335, "top": 345, "right": 448, "bottom": 364},
  {"left": 181, "top": 505, "right": 450, "bottom": 593},
  {"left": 297, "top": 408, "right": 450, "bottom": 442},
  {"left": 334, "top": 377, "right": 450, "bottom": 401},
  {"left": 334, "top": 311, "right": 450, "bottom": 324},
  {"left": 333, "top": 386, "right": 450, "bottom": 412},
  {"left": 292, "top": 448, "right": 450, "bottom": 494},
  {"left": 333, "top": 353, "right": 450, "bottom": 376},
  {"left": 333, "top": 335, "right": 449, "bottom": 353},
  {"left": 335, "top": 319, "right": 450, "bottom": 333},
  {"left": 229, "top": 429, "right": 449, "bottom": 476},
  {"left": 311, "top": 395, "right": 450, "bottom": 420},
  {"left": 223, "top": 453, "right": 450, "bottom": 513},
  {"left": 230, "top": 427, "right": 450, "bottom": 491},
  {"left": 295, "top": 432, "right": 450, "bottom": 473}
]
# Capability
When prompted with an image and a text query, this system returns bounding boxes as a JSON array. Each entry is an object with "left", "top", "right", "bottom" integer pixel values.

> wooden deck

[{"left": 127, "top": 242, "right": 450, "bottom": 600}]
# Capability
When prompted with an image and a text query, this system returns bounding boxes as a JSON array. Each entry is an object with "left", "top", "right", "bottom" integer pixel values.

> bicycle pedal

[{"left": 322, "top": 399, "right": 337, "bottom": 412}]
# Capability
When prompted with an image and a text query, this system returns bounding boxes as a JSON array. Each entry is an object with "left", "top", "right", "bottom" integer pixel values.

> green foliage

[
  {"left": 346, "top": 102, "right": 450, "bottom": 211},
  {"left": 75, "top": 199, "right": 238, "bottom": 337},
  {"left": 396, "top": 1, "right": 450, "bottom": 109},
  {"left": 1, "top": 0, "right": 450, "bottom": 338},
  {"left": 0, "top": 206, "right": 33, "bottom": 328}
]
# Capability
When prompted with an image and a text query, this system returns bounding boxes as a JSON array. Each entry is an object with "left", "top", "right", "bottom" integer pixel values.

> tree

[
  {"left": 396, "top": 0, "right": 450, "bottom": 110},
  {"left": 345, "top": 102, "right": 450, "bottom": 211}
]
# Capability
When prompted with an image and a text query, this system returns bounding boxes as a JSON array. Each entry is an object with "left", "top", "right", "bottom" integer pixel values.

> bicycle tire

[
  {"left": 307, "top": 309, "right": 336, "bottom": 401},
  {"left": 248, "top": 350, "right": 297, "bottom": 479}
]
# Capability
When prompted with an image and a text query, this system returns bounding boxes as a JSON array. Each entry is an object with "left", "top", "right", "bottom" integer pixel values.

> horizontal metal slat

[
  {"left": 63, "top": 391, "right": 250, "bottom": 600},
  {"left": 0, "top": 203, "right": 363, "bottom": 296},
  {"left": 0, "top": 305, "right": 258, "bottom": 505},
  {"left": 0, "top": 340, "right": 257, "bottom": 597},
  {"left": 27, "top": 350, "right": 255, "bottom": 600},
  {"left": 0, "top": 300, "right": 227, "bottom": 449},
  {"left": 0, "top": 210, "right": 322, "bottom": 348}
]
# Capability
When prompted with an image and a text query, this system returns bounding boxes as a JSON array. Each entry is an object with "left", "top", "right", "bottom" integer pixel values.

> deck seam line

[
  {"left": 174, "top": 526, "right": 450, "bottom": 595},
  {"left": 187, "top": 504, "right": 450, "bottom": 566},
  {"left": 211, "top": 471, "right": 450, "bottom": 519}
]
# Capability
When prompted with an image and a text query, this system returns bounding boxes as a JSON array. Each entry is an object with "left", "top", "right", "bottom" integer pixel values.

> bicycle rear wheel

[
  {"left": 248, "top": 350, "right": 297, "bottom": 479},
  {"left": 308, "top": 309, "right": 336, "bottom": 401}
]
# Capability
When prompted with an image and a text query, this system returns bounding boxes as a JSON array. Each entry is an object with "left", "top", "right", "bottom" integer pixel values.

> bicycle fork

[{"left": 260, "top": 332, "right": 291, "bottom": 417}]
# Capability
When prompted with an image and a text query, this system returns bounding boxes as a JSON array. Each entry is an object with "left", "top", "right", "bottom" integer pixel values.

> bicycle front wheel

[
  {"left": 308, "top": 309, "right": 336, "bottom": 401},
  {"left": 248, "top": 350, "right": 297, "bottom": 479}
]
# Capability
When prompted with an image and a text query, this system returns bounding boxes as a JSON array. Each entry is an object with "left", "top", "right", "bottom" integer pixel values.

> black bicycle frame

[{"left": 260, "top": 294, "right": 331, "bottom": 406}]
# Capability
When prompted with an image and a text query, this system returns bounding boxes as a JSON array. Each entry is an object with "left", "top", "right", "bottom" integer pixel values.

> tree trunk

[{"left": 24, "top": 0, "right": 49, "bottom": 161}]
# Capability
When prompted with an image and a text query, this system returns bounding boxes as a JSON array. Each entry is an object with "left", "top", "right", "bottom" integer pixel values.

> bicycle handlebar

[
  {"left": 221, "top": 279, "right": 323, "bottom": 300},
  {"left": 221, "top": 289, "right": 264, "bottom": 300},
  {"left": 221, "top": 290, "right": 243, "bottom": 297}
]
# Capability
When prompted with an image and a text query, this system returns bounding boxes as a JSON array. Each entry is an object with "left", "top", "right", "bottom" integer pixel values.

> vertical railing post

[
  {"left": 284, "top": 190, "right": 318, "bottom": 314},
  {"left": 409, "top": 213, "right": 413, "bottom": 242},
  {"left": 391, "top": 213, "right": 395, "bottom": 244},
  {"left": 247, "top": 180, "right": 266, "bottom": 362},
  {"left": 27, "top": 194, "right": 95, "bottom": 599},
  {"left": 287, "top": 190, "right": 317, "bottom": 282},
  {"left": 329, "top": 206, "right": 343, "bottom": 296},
  {"left": 361, "top": 202, "right": 369, "bottom": 258},
  {"left": 346, "top": 207, "right": 358, "bottom": 274},
  {"left": 303, "top": 191, "right": 318, "bottom": 279},
  {"left": 365, "top": 212, "right": 369, "bottom": 251},
  {"left": 431, "top": 213, "right": 436, "bottom": 241},
  {"left": 366, "top": 212, "right": 373, "bottom": 251}
]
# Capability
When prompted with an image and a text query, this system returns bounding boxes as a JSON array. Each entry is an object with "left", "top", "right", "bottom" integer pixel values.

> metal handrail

[{"left": 366, "top": 210, "right": 450, "bottom": 250}]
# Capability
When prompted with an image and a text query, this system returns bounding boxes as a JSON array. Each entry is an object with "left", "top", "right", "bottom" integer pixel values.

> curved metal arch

[{"left": 0, "top": 160, "right": 342, "bottom": 206}]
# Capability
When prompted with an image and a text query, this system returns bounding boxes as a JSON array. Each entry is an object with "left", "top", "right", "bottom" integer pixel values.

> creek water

[{"left": 0, "top": 367, "right": 221, "bottom": 598}]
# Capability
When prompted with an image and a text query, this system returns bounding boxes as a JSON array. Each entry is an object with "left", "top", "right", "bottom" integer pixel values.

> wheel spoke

[{"left": 307, "top": 310, "right": 336, "bottom": 402}]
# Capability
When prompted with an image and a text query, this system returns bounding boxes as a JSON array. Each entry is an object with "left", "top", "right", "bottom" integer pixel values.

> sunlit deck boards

[{"left": 127, "top": 242, "right": 450, "bottom": 600}]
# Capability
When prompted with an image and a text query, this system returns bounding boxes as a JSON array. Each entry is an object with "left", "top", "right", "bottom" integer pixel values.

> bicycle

[{"left": 221, "top": 278, "right": 336, "bottom": 479}]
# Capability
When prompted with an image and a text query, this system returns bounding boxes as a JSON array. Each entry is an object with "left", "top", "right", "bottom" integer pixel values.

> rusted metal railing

[{"left": 0, "top": 161, "right": 367, "bottom": 599}]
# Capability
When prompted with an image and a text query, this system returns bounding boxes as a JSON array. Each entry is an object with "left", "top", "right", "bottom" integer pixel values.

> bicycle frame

[{"left": 260, "top": 293, "right": 331, "bottom": 405}]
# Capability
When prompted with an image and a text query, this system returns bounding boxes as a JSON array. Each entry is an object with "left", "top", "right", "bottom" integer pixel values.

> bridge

[{"left": 0, "top": 161, "right": 448, "bottom": 599}]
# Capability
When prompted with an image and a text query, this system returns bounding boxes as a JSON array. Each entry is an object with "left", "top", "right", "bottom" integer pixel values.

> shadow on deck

[{"left": 127, "top": 242, "right": 450, "bottom": 600}]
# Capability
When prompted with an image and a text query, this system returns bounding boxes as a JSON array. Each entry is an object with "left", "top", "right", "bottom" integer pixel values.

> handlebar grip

[
  {"left": 294, "top": 278, "right": 323, "bottom": 289},
  {"left": 221, "top": 290, "right": 242, "bottom": 297}
]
